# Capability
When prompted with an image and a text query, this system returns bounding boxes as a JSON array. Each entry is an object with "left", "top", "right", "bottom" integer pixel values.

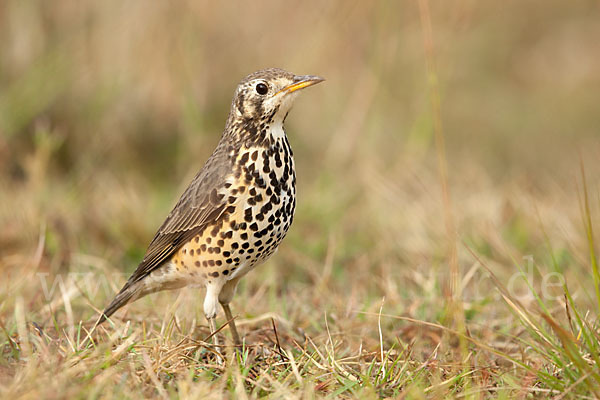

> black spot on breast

[{"left": 261, "top": 203, "right": 272, "bottom": 214}]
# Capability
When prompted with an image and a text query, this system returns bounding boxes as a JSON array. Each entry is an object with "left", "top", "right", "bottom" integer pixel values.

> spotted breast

[
  {"left": 97, "top": 68, "right": 323, "bottom": 346},
  {"left": 171, "top": 130, "right": 296, "bottom": 283}
]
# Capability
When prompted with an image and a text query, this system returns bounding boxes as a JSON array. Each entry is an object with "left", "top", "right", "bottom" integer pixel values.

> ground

[{"left": 1, "top": 1, "right": 600, "bottom": 398}]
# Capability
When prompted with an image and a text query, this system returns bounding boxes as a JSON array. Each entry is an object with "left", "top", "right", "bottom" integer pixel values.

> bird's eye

[{"left": 255, "top": 83, "right": 268, "bottom": 95}]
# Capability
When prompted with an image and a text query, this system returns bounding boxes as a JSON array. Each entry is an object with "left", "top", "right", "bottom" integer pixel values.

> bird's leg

[
  {"left": 219, "top": 278, "right": 243, "bottom": 346},
  {"left": 206, "top": 315, "right": 224, "bottom": 365},
  {"left": 204, "top": 283, "right": 224, "bottom": 362},
  {"left": 222, "top": 303, "right": 241, "bottom": 346},
  {"left": 208, "top": 315, "right": 220, "bottom": 347}
]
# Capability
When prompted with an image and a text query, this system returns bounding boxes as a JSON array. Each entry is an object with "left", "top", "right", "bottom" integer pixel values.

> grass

[{"left": 2, "top": 0, "right": 600, "bottom": 398}]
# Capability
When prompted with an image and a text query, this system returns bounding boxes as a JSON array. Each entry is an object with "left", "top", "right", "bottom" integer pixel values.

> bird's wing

[
  {"left": 128, "top": 142, "right": 232, "bottom": 284},
  {"left": 96, "top": 141, "right": 238, "bottom": 324}
]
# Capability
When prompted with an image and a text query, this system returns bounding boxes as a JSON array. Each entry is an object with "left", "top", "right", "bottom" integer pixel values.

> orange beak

[{"left": 276, "top": 75, "right": 325, "bottom": 96}]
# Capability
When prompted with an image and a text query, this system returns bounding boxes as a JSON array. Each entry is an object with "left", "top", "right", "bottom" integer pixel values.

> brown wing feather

[
  {"left": 96, "top": 140, "right": 233, "bottom": 324},
  {"left": 130, "top": 140, "right": 232, "bottom": 283}
]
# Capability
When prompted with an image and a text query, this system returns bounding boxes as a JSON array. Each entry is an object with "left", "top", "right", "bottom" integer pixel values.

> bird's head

[{"left": 228, "top": 68, "right": 324, "bottom": 128}]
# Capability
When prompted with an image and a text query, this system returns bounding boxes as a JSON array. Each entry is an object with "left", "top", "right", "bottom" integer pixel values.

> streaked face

[{"left": 232, "top": 68, "right": 324, "bottom": 125}]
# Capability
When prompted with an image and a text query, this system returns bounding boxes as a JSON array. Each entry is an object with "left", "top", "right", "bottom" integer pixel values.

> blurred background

[{"left": 1, "top": 1, "right": 600, "bottom": 326}]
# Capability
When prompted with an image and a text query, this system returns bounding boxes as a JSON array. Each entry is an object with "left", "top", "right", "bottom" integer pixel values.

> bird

[{"left": 96, "top": 68, "right": 324, "bottom": 346}]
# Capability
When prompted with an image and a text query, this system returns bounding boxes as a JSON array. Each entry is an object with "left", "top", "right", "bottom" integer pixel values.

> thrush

[{"left": 97, "top": 68, "right": 324, "bottom": 345}]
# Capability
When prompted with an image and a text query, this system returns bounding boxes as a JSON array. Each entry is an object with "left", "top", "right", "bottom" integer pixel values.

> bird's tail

[{"left": 95, "top": 280, "right": 142, "bottom": 326}]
